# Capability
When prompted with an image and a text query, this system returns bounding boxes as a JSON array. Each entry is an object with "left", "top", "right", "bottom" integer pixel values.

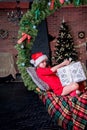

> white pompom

[
  {"left": 69, "top": 57, "right": 72, "bottom": 62},
  {"left": 30, "top": 59, "right": 35, "bottom": 65},
  {"left": 76, "top": 90, "right": 81, "bottom": 95}
]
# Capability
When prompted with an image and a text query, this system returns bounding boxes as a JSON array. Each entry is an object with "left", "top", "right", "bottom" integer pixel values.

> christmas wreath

[{"left": 15, "top": 0, "right": 87, "bottom": 91}]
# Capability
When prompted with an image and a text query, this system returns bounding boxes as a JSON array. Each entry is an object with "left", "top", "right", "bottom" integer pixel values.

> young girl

[{"left": 30, "top": 52, "right": 79, "bottom": 96}]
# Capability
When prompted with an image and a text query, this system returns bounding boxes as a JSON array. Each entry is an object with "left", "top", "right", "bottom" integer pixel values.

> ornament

[
  {"left": 0, "top": 29, "right": 9, "bottom": 39},
  {"left": 50, "top": 0, "right": 55, "bottom": 10},
  {"left": 17, "top": 33, "right": 31, "bottom": 44},
  {"left": 78, "top": 31, "right": 85, "bottom": 39},
  {"left": 33, "top": 25, "right": 36, "bottom": 29},
  {"left": 35, "top": 9, "right": 40, "bottom": 20},
  {"left": 59, "top": 0, "right": 64, "bottom": 4},
  {"left": 21, "top": 45, "right": 24, "bottom": 49},
  {"left": 21, "top": 63, "right": 25, "bottom": 66},
  {"left": 65, "top": 0, "right": 69, "bottom": 2},
  {"left": 48, "top": 2, "right": 51, "bottom": 6},
  {"left": 76, "top": 0, "right": 80, "bottom": 6}
]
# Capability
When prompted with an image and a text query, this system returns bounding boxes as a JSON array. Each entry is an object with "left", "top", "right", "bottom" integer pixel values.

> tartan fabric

[{"left": 39, "top": 91, "right": 87, "bottom": 130}]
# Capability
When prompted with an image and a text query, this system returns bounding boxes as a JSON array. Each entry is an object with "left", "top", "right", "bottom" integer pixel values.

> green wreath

[{"left": 15, "top": 0, "right": 86, "bottom": 91}]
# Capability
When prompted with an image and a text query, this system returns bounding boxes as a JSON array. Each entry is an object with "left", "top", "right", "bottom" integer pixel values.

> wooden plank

[{"left": 0, "top": 2, "right": 29, "bottom": 9}]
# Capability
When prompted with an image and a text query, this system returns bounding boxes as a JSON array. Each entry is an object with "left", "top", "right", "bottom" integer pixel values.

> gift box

[{"left": 57, "top": 61, "right": 87, "bottom": 86}]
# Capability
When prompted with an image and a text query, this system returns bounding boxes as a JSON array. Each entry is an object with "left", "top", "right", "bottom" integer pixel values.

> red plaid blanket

[{"left": 39, "top": 91, "right": 87, "bottom": 130}]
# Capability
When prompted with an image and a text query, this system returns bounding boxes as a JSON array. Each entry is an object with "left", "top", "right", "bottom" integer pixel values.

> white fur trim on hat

[
  {"left": 30, "top": 55, "right": 48, "bottom": 67},
  {"left": 30, "top": 59, "right": 35, "bottom": 65}
]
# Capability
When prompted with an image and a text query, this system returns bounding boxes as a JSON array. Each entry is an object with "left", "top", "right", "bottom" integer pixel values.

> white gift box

[{"left": 57, "top": 61, "right": 87, "bottom": 86}]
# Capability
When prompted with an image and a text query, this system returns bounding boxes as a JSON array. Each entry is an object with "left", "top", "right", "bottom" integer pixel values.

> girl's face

[{"left": 38, "top": 60, "right": 47, "bottom": 68}]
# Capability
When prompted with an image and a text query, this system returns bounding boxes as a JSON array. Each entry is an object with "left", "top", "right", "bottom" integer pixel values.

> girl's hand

[
  {"left": 63, "top": 59, "right": 70, "bottom": 66},
  {"left": 51, "top": 59, "right": 71, "bottom": 72}
]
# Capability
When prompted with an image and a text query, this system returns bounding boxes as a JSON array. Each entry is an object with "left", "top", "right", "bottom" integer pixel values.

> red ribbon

[
  {"left": 50, "top": 0, "right": 55, "bottom": 10},
  {"left": 17, "top": 33, "right": 31, "bottom": 44}
]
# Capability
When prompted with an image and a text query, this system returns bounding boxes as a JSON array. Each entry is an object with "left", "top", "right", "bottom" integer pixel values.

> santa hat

[{"left": 30, "top": 52, "right": 48, "bottom": 67}]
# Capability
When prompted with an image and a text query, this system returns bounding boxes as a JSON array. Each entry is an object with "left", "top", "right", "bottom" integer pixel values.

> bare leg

[{"left": 61, "top": 82, "right": 79, "bottom": 96}]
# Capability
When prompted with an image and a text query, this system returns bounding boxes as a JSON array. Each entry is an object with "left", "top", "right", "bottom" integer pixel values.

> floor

[{"left": 0, "top": 81, "right": 64, "bottom": 130}]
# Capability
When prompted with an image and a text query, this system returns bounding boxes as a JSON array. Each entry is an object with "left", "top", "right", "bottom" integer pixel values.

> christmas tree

[{"left": 54, "top": 20, "right": 78, "bottom": 64}]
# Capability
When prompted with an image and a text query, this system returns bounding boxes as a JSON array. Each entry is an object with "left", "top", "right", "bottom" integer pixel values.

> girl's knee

[{"left": 73, "top": 83, "right": 79, "bottom": 90}]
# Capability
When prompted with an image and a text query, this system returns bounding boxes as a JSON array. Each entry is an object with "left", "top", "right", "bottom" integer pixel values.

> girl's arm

[{"left": 51, "top": 59, "right": 70, "bottom": 72}]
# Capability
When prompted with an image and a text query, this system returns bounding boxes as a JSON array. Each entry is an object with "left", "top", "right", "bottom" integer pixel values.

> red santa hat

[{"left": 30, "top": 52, "right": 48, "bottom": 67}]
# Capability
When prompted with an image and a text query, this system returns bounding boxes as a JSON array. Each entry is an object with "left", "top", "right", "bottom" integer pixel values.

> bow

[{"left": 17, "top": 33, "right": 31, "bottom": 44}]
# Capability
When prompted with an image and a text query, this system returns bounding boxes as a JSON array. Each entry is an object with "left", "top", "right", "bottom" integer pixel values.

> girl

[{"left": 30, "top": 52, "right": 79, "bottom": 96}]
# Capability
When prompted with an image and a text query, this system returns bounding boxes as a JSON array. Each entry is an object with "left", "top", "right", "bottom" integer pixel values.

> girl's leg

[{"left": 61, "top": 82, "right": 79, "bottom": 96}]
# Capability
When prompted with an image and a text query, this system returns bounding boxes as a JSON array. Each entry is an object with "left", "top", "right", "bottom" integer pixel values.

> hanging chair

[{"left": 16, "top": 1, "right": 87, "bottom": 129}]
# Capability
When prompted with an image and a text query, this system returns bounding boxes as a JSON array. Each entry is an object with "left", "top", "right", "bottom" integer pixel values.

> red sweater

[{"left": 36, "top": 67, "right": 63, "bottom": 95}]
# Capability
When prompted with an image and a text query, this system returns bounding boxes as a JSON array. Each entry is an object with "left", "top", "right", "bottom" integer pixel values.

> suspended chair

[{"left": 16, "top": 1, "right": 87, "bottom": 129}]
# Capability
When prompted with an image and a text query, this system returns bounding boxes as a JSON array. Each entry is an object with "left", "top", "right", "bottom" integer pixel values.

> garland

[{"left": 15, "top": 0, "right": 87, "bottom": 91}]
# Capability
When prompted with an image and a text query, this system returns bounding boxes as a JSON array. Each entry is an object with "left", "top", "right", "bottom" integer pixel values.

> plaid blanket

[{"left": 39, "top": 91, "right": 87, "bottom": 130}]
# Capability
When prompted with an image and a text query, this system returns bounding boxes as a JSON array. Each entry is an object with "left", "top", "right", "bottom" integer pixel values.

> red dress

[{"left": 36, "top": 67, "right": 63, "bottom": 95}]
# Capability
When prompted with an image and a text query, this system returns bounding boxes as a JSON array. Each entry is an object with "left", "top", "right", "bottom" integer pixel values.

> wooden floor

[{"left": 0, "top": 82, "right": 64, "bottom": 130}]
